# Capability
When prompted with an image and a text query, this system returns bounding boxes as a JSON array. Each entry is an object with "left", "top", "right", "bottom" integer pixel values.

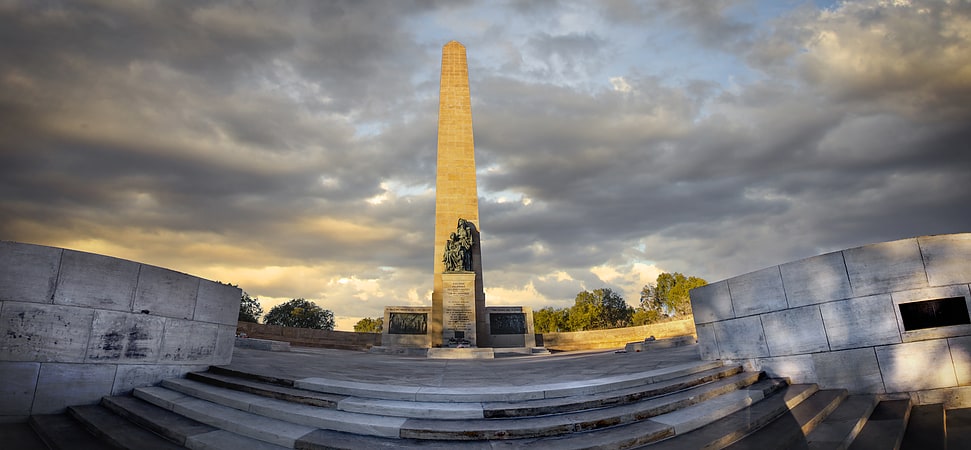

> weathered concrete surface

[
  {"left": 541, "top": 318, "right": 696, "bottom": 352},
  {"left": 780, "top": 251, "right": 852, "bottom": 308},
  {"left": 919, "top": 234, "right": 971, "bottom": 286},
  {"left": 812, "top": 348, "right": 885, "bottom": 394},
  {"left": 712, "top": 315, "right": 768, "bottom": 359},
  {"left": 818, "top": 294, "right": 900, "bottom": 350},
  {"left": 691, "top": 280, "right": 734, "bottom": 324},
  {"left": 875, "top": 340, "right": 957, "bottom": 393},
  {"left": 0, "top": 241, "right": 241, "bottom": 419},
  {"left": 761, "top": 305, "right": 828, "bottom": 356},
  {"left": 843, "top": 238, "right": 928, "bottom": 297},
  {"left": 727, "top": 266, "right": 788, "bottom": 317}
]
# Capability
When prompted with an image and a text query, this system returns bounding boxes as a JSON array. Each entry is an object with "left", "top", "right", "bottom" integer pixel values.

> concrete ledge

[
  {"left": 625, "top": 335, "right": 696, "bottom": 353},
  {"left": 426, "top": 348, "right": 494, "bottom": 359},
  {"left": 234, "top": 338, "right": 290, "bottom": 352}
]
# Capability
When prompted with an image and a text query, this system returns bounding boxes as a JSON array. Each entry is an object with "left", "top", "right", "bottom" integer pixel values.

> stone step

[
  {"left": 900, "top": 403, "right": 944, "bottom": 449},
  {"left": 293, "top": 359, "right": 725, "bottom": 402},
  {"left": 155, "top": 368, "right": 767, "bottom": 441},
  {"left": 643, "top": 383, "right": 819, "bottom": 449},
  {"left": 401, "top": 373, "right": 768, "bottom": 440},
  {"left": 848, "top": 399, "right": 912, "bottom": 450},
  {"left": 191, "top": 363, "right": 743, "bottom": 420},
  {"left": 724, "top": 389, "right": 847, "bottom": 449},
  {"left": 806, "top": 394, "right": 879, "bottom": 450},
  {"left": 943, "top": 407, "right": 971, "bottom": 449},
  {"left": 100, "top": 395, "right": 219, "bottom": 446},
  {"left": 68, "top": 404, "right": 185, "bottom": 449},
  {"left": 27, "top": 413, "right": 114, "bottom": 450},
  {"left": 0, "top": 422, "right": 49, "bottom": 450}
]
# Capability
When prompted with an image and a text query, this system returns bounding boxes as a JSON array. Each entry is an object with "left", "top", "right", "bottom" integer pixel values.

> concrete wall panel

[
  {"left": 158, "top": 319, "right": 217, "bottom": 362},
  {"left": 690, "top": 280, "right": 734, "bottom": 324},
  {"left": 712, "top": 315, "right": 768, "bottom": 358},
  {"left": 31, "top": 363, "right": 117, "bottom": 414},
  {"left": 780, "top": 251, "right": 852, "bottom": 308},
  {"left": 844, "top": 238, "right": 928, "bottom": 297},
  {"left": 755, "top": 354, "right": 816, "bottom": 384},
  {"left": 85, "top": 310, "right": 165, "bottom": 363},
  {"left": 133, "top": 265, "right": 200, "bottom": 320},
  {"left": 891, "top": 285, "right": 971, "bottom": 342},
  {"left": 876, "top": 340, "right": 957, "bottom": 392},
  {"left": 0, "top": 242, "right": 60, "bottom": 304},
  {"left": 0, "top": 302, "right": 93, "bottom": 362},
  {"left": 0, "top": 362, "right": 40, "bottom": 416},
  {"left": 695, "top": 322, "right": 718, "bottom": 360},
  {"left": 819, "top": 294, "right": 901, "bottom": 350},
  {"left": 920, "top": 234, "right": 971, "bottom": 287},
  {"left": 214, "top": 324, "right": 236, "bottom": 364},
  {"left": 812, "top": 348, "right": 885, "bottom": 394},
  {"left": 947, "top": 335, "right": 971, "bottom": 386},
  {"left": 194, "top": 279, "right": 241, "bottom": 325},
  {"left": 54, "top": 249, "right": 139, "bottom": 311},
  {"left": 761, "top": 305, "right": 829, "bottom": 356},
  {"left": 727, "top": 266, "right": 788, "bottom": 316}
]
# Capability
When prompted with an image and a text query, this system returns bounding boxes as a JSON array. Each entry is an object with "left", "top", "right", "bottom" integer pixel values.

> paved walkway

[{"left": 221, "top": 345, "right": 705, "bottom": 387}]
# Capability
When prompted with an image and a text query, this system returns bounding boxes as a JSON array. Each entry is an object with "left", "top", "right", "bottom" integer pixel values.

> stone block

[
  {"left": 948, "top": 335, "right": 971, "bottom": 386},
  {"left": 85, "top": 310, "right": 165, "bottom": 363},
  {"left": 919, "top": 234, "right": 971, "bottom": 287},
  {"left": 133, "top": 265, "right": 200, "bottom": 320},
  {"left": 193, "top": 280, "right": 241, "bottom": 325},
  {"left": 891, "top": 285, "right": 971, "bottom": 342},
  {"left": 0, "top": 302, "right": 93, "bottom": 362},
  {"left": 819, "top": 294, "right": 901, "bottom": 350},
  {"left": 876, "top": 340, "right": 957, "bottom": 393},
  {"left": 0, "top": 241, "right": 61, "bottom": 304},
  {"left": 690, "top": 280, "right": 734, "bottom": 324},
  {"left": 53, "top": 249, "right": 139, "bottom": 311},
  {"left": 695, "top": 322, "right": 719, "bottom": 360},
  {"left": 843, "top": 238, "right": 928, "bottom": 297},
  {"left": 727, "top": 266, "right": 789, "bottom": 316},
  {"left": 812, "top": 348, "right": 885, "bottom": 394},
  {"left": 0, "top": 362, "right": 40, "bottom": 415},
  {"left": 754, "top": 354, "right": 817, "bottom": 384},
  {"left": 112, "top": 364, "right": 206, "bottom": 395},
  {"left": 31, "top": 363, "right": 117, "bottom": 414},
  {"left": 761, "top": 305, "right": 829, "bottom": 356},
  {"left": 780, "top": 251, "right": 853, "bottom": 307},
  {"left": 214, "top": 324, "right": 236, "bottom": 364},
  {"left": 158, "top": 319, "right": 218, "bottom": 363},
  {"left": 916, "top": 386, "right": 971, "bottom": 409},
  {"left": 712, "top": 315, "right": 769, "bottom": 358}
]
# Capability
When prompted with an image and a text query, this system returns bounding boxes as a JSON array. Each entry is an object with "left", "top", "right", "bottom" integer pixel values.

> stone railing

[
  {"left": 538, "top": 318, "right": 697, "bottom": 351},
  {"left": 236, "top": 321, "right": 382, "bottom": 351},
  {"left": 0, "top": 241, "right": 240, "bottom": 420}
]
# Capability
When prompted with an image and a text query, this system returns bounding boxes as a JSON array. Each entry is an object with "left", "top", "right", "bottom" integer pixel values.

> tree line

[
  {"left": 235, "top": 271, "right": 705, "bottom": 333},
  {"left": 532, "top": 272, "right": 707, "bottom": 333}
]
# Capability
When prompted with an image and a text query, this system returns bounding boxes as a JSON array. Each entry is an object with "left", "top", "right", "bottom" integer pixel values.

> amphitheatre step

[
  {"left": 847, "top": 399, "right": 912, "bottom": 450},
  {"left": 643, "top": 382, "right": 818, "bottom": 449},
  {"left": 0, "top": 422, "right": 47, "bottom": 450},
  {"left": 398, "top": 371, "right": 766, "bottom": 440},
  {"left": 806, "top": 394, "right": 878, "bottom": 449},
  {"left": 724, "top": 389, "right": 847, "bottom": 449},
  {"left": 100, "top": 395, "right": 219, "bottom": 446},
  {"left": 153, "top": 369, "right": 765, "bottom": 441},
  {"left": 27, "top": 413, "right": 113, "bottom": 450},
  {"left": 942, "top": 407, "right": 971, "bottom": 449},
  {"left": 292, "top": 359, "right": 725, "bottom": 402},
  {"left": 900, "top": 403, "right": 945, "bottom": 449},
  {"left": 67, "top": 404, "right": 184, "bottom": 449},
  {"left": 191, "top": 363, "right": 743, "bottom": 420}
]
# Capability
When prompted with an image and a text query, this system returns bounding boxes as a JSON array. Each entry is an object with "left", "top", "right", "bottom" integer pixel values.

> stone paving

[{"left": 221, "top": 345, "right": 705, "bottom": 388}]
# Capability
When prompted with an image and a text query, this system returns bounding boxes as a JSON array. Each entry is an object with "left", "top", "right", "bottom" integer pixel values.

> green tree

[
  {"left": 238, "top": 291, "right": 263, "bottom": 323},
  {"left": 533, "top": 307, "right": 570, "bottom": 333},
  {"left": 638, "top": 272, "right": 708, "bottom": 318},
  {"left": 631, "top": 308, "right": 666, "bottom": 326},
  {"left": 264, "top": 298, "right": 335, "bottom": 330},
  {"left": 568, "top": 288, "right": 633, "bottom": 331},
  {"left": 353, "top": 317, "right": 383, "bottom": 333}
]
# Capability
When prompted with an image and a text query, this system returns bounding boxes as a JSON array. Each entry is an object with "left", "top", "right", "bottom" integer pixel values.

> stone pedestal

[{"left": 442, "top": 272, "right": 476, "bottom": 347}]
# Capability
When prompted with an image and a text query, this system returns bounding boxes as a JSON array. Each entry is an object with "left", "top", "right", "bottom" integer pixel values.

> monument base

[{"left": 426, "top": 347, "right": 495, "bottom": 359}]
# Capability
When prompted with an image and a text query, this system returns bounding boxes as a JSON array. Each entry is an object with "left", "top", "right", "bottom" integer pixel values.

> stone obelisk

[{"left": 432, "top": 41, "right": 487, "bottom": 347}]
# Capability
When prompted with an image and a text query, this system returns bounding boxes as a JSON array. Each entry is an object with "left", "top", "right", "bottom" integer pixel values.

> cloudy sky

[{"left": 2, "top": 0, "right": 969, "bottom": 330}]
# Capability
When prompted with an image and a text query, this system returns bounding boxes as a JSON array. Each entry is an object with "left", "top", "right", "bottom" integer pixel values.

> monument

[{"left": 379, "top": 41, "right": 537, "bottom": 354}]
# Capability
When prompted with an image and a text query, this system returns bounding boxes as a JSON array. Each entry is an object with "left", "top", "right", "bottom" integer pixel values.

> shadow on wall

[
  {"left": 689, "top": 233, "right": 971, "bottom": 399},
  {"left": 0, "top": 241, "right": 241, "bottom": 420}
]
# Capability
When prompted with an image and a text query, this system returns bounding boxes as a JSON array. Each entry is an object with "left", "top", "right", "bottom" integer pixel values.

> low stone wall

[
  {"left": 690, "top": 233, "right": 971, "bottom": 396},
  {"left": 539, "top": 318, "right": 697, "bottom": 352},
  {"left": 0, "top": 241, "right": 240, "bottom": 420},
  {"left": 236, "top": 321, "right": 382, "bottom": 351}
]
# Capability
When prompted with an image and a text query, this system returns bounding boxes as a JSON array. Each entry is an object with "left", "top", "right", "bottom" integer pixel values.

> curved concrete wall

[
  {"left": 690, "top": 233, "right": 971, "bottom": 398},
  {"left": 0, "top": 241, "right": 241, "bottom": 420},
  {"left": 236, "top": 321, "right": 382, "bottom": 351}
]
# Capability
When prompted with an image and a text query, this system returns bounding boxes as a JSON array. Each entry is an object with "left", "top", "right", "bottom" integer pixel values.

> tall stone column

[{"left": 432, "top": 41, "right": 486, "bottom": 347}]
